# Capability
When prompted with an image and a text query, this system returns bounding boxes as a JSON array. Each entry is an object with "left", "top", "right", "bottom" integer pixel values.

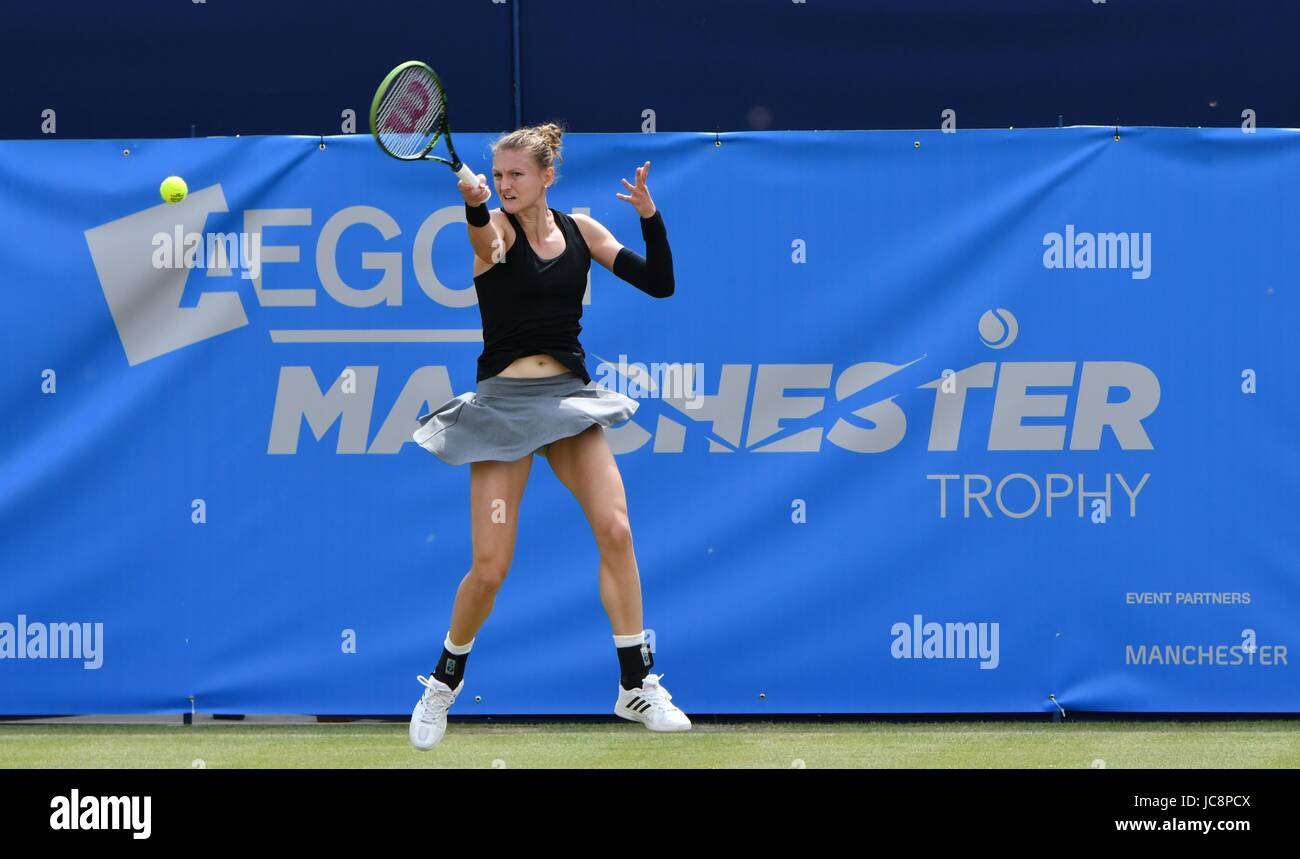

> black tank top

[{"left": 473, "top": 207, "right": 593, "bottom": 383}]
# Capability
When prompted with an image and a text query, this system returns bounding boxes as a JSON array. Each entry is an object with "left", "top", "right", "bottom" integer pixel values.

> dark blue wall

[{"left": 2, "top": 0, "right": 1297, "bottom": 138}]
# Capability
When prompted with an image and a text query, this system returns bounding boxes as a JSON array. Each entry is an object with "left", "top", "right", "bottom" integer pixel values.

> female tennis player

[{"left": 408, "top": 122, "right": 691, "bottom": 750}]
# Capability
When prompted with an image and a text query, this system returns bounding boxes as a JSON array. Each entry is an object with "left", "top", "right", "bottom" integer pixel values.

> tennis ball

[{"left": 160, "top": 176, "right": 188, "bottom": 204}]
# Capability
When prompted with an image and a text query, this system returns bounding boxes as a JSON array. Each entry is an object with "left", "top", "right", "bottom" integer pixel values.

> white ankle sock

[
  {"left": 445, "top": 633, "right": 475, "bottom": 655},
  {"left": 613, "top": 631, "right": 645, "bottom": 648}
]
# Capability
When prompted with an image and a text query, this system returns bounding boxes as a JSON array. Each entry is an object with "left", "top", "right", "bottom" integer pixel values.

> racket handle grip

[{"left": 453, "top": 162, "right": 479, "bottom": 187}]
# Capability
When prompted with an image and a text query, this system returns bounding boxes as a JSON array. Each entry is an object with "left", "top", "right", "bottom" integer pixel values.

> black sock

[
  {"left": 433, "top": 646, "right": 468, "bottom": 690},
  {"left": 617, "top": 640, "right": 654, "bottom": 691}
]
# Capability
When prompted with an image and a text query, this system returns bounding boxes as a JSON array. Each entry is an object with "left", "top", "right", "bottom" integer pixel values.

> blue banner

[{"left": 1, "top": 128, "right": 1296, "bottom": 714}]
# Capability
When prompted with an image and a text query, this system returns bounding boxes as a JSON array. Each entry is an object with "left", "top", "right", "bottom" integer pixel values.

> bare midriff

[{"left": 496, "top": 353, "right": 570, "bottom": 378}]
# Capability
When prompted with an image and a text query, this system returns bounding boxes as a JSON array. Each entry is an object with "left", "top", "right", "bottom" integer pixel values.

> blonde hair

[{"left": 491, "top": 121, "right": 565, "bottom": 184}]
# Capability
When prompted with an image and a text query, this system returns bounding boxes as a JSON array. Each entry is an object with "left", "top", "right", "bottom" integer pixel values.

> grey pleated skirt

[{"left": 413, "top": 371, "right": 640, "bottom": 465}]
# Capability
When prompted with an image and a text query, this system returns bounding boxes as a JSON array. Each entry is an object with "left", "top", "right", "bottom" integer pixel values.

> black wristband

[{"left": 466, "top": 202, "right": 490, "bottom": 227}]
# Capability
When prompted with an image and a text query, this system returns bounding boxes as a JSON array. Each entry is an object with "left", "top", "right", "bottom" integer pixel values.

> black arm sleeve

[{"left": 612, "top": 210, "right": 675, "bottom": 298}]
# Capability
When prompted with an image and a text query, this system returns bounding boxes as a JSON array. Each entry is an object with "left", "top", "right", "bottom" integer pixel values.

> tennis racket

[{"left": 369, "top": 60, "right": 478, "bottom": 187}]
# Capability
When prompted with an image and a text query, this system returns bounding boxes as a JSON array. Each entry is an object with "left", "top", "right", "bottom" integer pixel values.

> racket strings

[{"left": 375, "top": 66, "right": 446, "bottom": 158}]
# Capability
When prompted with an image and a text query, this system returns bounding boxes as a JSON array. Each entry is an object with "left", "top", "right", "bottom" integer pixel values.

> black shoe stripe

[{"left": 625, "top": 696, "right": 655, "bottom": 715}]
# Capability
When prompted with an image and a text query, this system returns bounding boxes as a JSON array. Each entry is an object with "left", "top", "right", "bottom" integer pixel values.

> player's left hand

[{"left": 616, "top": 161, "right": 657, "bottom": 218}]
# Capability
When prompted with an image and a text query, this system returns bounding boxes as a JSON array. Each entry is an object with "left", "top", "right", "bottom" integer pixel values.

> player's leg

[
  {"left": 411, "top": 452, "right": 534, "bottom": 750},
  {"left": 440, "top": 453, "right": 536, "bottom": 678},
  {"left": 544, "top": 425, "right": 690, "bottom": 732},
  {"left": 544, "top": 425, "right": 642, "bottom": 637}
]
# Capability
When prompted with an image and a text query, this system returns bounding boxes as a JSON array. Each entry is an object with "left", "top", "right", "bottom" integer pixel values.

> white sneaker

[
  {"left": 410, "top": 674, "right": 463, "bottom": 750},
  {"left": 615, "top": 673, "right": 692, "bottom": 732}
]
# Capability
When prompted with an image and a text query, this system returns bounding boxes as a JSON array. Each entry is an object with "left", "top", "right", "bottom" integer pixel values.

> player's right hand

[{"left": 458, "top": 174, "right": 492, "bottom": 207}]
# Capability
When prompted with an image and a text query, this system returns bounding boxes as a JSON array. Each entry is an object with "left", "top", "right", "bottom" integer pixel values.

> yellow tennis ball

[{"left": 160, "top": 176, "right": 188, "bottom": 204}]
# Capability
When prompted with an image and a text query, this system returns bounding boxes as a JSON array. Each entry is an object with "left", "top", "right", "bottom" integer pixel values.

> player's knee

[
  {"left": 594, "top": 516, "right": 633, "bottom": 555},
  {"left": 468, "top": 559, "right": 510, "bottom": 591}
]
